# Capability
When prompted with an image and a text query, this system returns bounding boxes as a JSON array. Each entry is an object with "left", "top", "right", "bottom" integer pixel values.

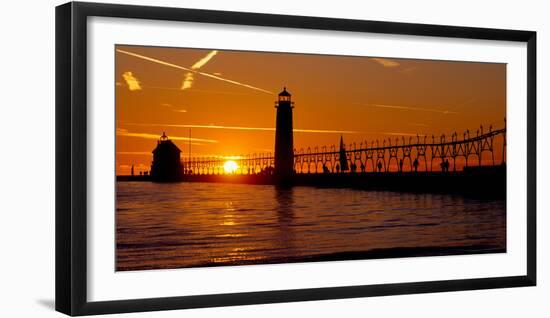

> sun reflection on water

[{"left": 116, "top": 182, "right": 506, "bottom": 271}]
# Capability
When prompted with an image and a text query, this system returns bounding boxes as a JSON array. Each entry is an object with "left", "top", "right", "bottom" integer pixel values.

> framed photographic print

[{"left": 55, "top": 1, "right": 536, "bottom": 316}]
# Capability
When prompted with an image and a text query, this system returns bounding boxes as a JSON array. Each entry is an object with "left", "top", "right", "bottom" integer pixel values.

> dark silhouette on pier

[
  {"left": 274, "top": 87, "right": 295, "bottom": 184},
  {"left": 339, "top": 135, "right": 349, "bottom": 172},
  {"left": 118, "top": 87, "right": 506, "bottom": 197},
  {"left": 150, "top": 132, "right": 183, "bottom": 181}
]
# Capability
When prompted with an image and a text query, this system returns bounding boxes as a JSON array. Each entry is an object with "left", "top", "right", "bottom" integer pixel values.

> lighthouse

[
  {"left": 274, "top": 87, "right": 295, "bottom": 182},
  {"left": 150, "top": 132, "right": 183, "bottom": 181}
]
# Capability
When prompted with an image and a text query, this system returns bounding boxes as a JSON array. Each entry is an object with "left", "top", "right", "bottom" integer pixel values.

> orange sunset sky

[{"left": 115, "top": 45, "right": 506, "bottom": 175}]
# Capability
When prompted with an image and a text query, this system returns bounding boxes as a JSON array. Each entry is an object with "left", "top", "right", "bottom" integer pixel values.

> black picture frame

[{"left": 55, "top": 1, "right": 537, "bottom": 316}]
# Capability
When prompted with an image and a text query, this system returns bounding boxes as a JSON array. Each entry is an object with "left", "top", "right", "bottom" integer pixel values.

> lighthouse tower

[{"left": 274, "top": 87, "right": 294, "bottom": 182}]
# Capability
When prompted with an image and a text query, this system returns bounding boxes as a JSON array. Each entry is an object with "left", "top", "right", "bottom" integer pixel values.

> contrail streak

[
  {"left": 116, "top": 151, "right": 152, "bottom": 155},
  {"left": 367, "top": 103, "right": 460, "bottom": 115},
  {"left": 191, "top": 50, "right": 218, "bottom": 69},
  {"left": 116, "top": 128, "right": 218, "bottom": 143},
  {"left": 116, "top": 49, "right": 273, "bottom": 94},
  {"left": 182, "top": 50, "right": 218, "bottom": 90},
  {"left": 124, "top": 122, "right": 429, "bottom": 136},
  {"left": 123, "top": 122, "right": 362, "bottom": 134}
]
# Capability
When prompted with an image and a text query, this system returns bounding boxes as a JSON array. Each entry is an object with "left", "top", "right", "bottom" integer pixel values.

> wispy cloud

[
  {"left": 160, "top": 103, "right": 187, "bottom": 113},
  {"left": 116, "top": 128, "right": 217, "bottom": 144},
  {"left": 121, "top": 71, "right": 142, "bottom": 91},
  {"left": 409, "top": 122, "right": 429, "bottom": 127},
  {"left": 295, "top": 128, "right": 359, "bottom": 134},
  {"left": 182, "top": 51, "right": 217, "bottom": 91},
  {"left": 457, "top": 98, "right": 476, "bottom": 108},
  {"left": 142, "top": 86, "right": 258, "bottom": 97},
  {"left": 371, "top": 58, "right": 400, "bottom": 68},
  {"left": 364, "top": 103, "right": 459, "bottom": 115},
  {"left": 117, "top": 151, "right": 152, "bottom": 155},
  {"left": 400, "top": 66, "right": 418, "bottom": 74},
  {"left": 181, "top": 72, "right": 194, "bottom": 90},
  {"left": 120, "top": 124, "right": 425, "bottom": 139},
  {"left": 123, "top": 123, "right": 362, "bottom": 134},
  {"left": 383, "top": 132, "right": 427, "bottom": 137},
  {"left": 116, "top": 49, "right": 273, "bottom": 94}
]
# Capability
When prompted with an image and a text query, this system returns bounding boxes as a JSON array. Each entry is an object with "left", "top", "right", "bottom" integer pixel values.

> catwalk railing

[{"left": 183, "top": 123, "right": 506, "bottom": 176}]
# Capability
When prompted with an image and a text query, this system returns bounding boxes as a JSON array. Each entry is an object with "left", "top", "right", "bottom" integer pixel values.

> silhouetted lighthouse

[
  {"left": 274, "top": 87, "right": 294, "bottom": 182},
  {"left": 151, "top": 132, "right": 183, "bottom": 181}
]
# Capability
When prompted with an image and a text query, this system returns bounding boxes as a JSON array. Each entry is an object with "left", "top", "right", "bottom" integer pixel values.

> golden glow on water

[
  {"left": 215, "top": 233, "right": 247, "bottom": 238},
  {"left": 116, "top": 182, "right": 506, "bottom": 271}
]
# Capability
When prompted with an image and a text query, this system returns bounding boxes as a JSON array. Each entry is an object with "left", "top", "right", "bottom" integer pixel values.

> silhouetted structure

[
  {"left": 151, "top": 132, "right": 183, "bottom": 181},
  {"left": 339, "top": 135, "right": 349, "bottom": 172},
  {"left": 274, "top": 87, "right": 294, "bottom": 183},
  {"left": 118, "top": 112, "right": 506, "bottom": 197},
  {"left": 161, "top": 88, "right": 506, "bottom": 196},
  {"left": 184, "top": 122, "right": 505, "bottom": 176}
]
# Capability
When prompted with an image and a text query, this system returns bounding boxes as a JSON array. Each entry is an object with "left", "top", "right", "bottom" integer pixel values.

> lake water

[{"left": 116, "top": 181, "right": 506, "bottom": 271}]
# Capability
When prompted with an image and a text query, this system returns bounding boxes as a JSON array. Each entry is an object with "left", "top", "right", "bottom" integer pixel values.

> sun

[{"left": 223, "top": 160, "right": 239, "bottom": 174}]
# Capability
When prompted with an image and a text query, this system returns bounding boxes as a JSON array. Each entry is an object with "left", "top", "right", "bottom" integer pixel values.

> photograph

[{"left": 115, "top": 44, "right": 507, "bottom": 272}]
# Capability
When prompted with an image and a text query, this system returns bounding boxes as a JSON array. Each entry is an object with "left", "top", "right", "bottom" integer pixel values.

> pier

[{"left": 117, "top": 87, "right": 506, "bottom": 197}]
